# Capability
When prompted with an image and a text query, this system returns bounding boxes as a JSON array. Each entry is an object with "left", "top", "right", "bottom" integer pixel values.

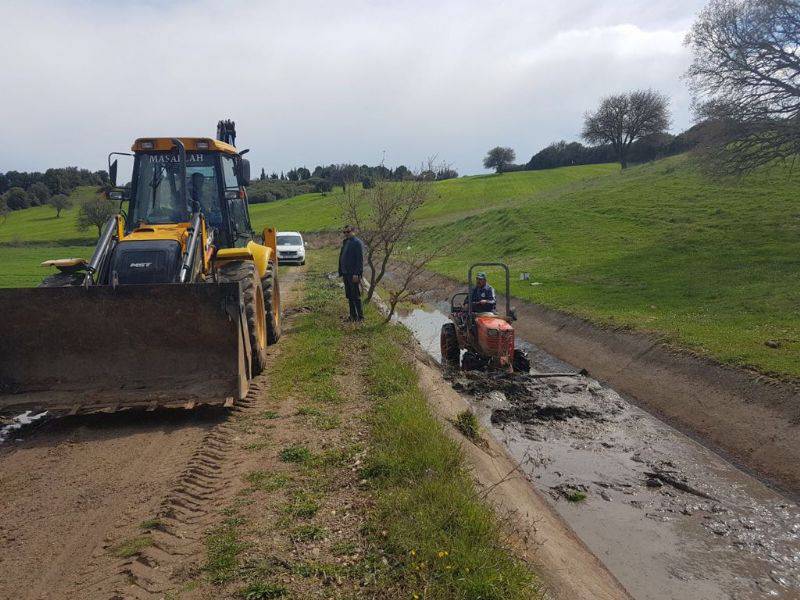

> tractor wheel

[
  {"left": 513, "top": 348, "right": 531, "bottom": 373},
  {"left": 440, "top": 323, "right": 460, "bottom": 368},
  {"left": 261, "top": 260, "right": 282, "bottom": 344},
  {"left": 217, "top": 260, "right": 268, "bottom": 376},
  {"left": 461, "top": 351, "right": 485, "bottom": 371},
  {"left": 39, "top": 272, "right": 83, "bottom": 287}
]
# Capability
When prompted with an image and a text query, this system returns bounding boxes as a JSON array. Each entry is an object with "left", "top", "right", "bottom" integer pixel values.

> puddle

[
  {"left": 0, "top": 411, "right": 48, "bottom": 444},
  {"left": 395, "top": 304, "right": 800, "bottom": 600}
]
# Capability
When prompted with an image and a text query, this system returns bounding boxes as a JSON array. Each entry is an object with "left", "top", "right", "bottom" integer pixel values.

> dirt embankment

[{"left": 389, "top": 266, "right": 800, "bottom": 498}]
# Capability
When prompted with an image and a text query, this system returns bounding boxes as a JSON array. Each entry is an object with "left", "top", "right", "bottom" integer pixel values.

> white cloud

[{"left": 0, "top": 0, "right": 706, "bottom": 175}]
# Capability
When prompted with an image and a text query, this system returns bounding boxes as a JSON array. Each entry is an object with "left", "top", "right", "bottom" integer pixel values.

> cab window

[{"left": 220, "top": 155, "right": 250, "bottom": 245}]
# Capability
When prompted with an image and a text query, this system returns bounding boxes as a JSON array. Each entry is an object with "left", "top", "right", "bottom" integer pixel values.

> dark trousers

[{"left": 342, "top": 275, "right": 363, "bottom": 321}]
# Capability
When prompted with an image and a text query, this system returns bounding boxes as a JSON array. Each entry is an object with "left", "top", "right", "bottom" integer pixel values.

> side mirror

[
  {"left": 109, "top": 159, "right": 118, "bottom": 187},
  {"left": 240, "top": 158, "right": 251, "bottom": 186},
  {"left": 109, "top": 190, "right": 123, "bottom": 201}
]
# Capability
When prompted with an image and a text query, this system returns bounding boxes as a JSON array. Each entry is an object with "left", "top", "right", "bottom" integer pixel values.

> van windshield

[
  {"left": 130, "top": 152, "right": 222, "bottom": 227},
  {"left": 277, "top": 235, "right": 302, "bottom": 246}
]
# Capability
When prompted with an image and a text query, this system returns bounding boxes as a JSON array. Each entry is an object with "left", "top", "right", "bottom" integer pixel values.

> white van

[{"left": 276, "top": 231, "right": 306, "bottom": 265}]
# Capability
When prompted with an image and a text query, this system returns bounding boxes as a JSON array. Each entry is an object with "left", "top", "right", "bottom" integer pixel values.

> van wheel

[{"left": 217, "top": 261, "right": 268, "bottom": 375}]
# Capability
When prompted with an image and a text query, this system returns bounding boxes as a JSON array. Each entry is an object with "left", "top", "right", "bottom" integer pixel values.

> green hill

[
  {"left": 2, "top": 160, "right": 797, "bottom": 378},
  {"left": 252, "top": 156, "right": 800, "bottom": 379}
]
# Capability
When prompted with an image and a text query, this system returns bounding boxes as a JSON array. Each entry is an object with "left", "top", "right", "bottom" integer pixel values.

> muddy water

[{"left": 396, "top": 304, "right": 800, "bottom": 600}]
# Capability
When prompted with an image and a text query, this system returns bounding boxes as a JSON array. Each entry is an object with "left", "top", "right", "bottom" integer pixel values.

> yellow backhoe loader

[{"left": 0, "top": 121, "right": 281, "bottom": 416}]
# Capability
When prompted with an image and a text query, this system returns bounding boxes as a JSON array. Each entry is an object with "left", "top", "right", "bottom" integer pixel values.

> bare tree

[
  {"left": 382, "top": 246, "right": 441, "bottom": 324},
  {"left": 341, "top": 171, "right": 430, "bottom": 304},
  {"left": 77, "top": 194, "right": 116, "bottom": 237},
  {"left": 686, "top": 0, "right": 800, "bottom": 174},
  {"left": 483, "top": 147, "right": 516, "bottom": 173},
  {"left": 582, "top": 90, "right": 670, "bottom": 168}
]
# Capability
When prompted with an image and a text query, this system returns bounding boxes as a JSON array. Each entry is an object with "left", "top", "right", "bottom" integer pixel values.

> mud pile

[{"left": 447, "top": 369, "right": 800, "bottom": 599}]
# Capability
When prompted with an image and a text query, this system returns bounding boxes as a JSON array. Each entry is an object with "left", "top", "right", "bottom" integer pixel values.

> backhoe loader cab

[{"left": 0, "top": 122, "right": 282, "bottom": 417}]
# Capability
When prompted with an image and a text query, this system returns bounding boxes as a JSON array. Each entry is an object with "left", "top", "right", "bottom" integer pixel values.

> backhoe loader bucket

[{"left": 0, "top": 282, "right": 251, "bottom": 416}]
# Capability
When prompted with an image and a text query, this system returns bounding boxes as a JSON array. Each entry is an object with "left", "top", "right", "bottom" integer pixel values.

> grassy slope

[
  {"left": 0, "top": 186, "right": 99, "bottom": 287},
  {"left": 249, "top": 164, "right": 617, "bottom": 231},
  {"left": 253, "top": 157, "right": 800, "bottom": 378},
  {"left": 0, "top": 186, "right": 98, "bottom": 245}
]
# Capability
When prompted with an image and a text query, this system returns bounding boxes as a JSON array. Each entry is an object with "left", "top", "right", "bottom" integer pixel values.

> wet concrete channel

[{"left": 395, "top": 302, "right": 800, "bottom": 600}]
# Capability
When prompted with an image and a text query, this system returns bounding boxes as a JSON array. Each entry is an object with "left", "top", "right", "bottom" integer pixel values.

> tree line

[
  {"left": 0, "top": 167, "right": 108, "bottom": 214},
  {"left": 248, "top": 161, "right": 458, "bottom": 204}
]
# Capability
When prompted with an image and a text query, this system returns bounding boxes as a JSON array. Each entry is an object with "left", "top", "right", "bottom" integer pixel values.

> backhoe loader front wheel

[
  {"left": 39, "top": 272, "right": 83, "bottom": 287},
  {"left": 217, "top": 261, "right": 268, "bottom": 376},
  {"left": 261, "top": 260, "right": 282, "bottom": 344}
]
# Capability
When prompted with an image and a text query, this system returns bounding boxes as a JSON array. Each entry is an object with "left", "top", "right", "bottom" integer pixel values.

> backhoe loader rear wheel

[
  {"left": 261, "top": 260, "right": 282, "bottom": 344},
  {"left": 440, "top": 323, "right": 460, "bottom": 368},
  {"left": 216, "top": 260, "right": 268, "bottom": 376},
  {"left": 39, "top": 272, "right": 83, "bottom": 287}
]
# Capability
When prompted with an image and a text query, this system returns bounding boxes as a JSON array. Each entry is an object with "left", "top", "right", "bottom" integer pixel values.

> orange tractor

[{"left": 440, "top": 263, "right": 530, "bottom": 373}]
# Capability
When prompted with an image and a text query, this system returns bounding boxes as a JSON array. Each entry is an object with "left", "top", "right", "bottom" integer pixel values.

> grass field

[
  {"left": 2, "top": 158, "right": 798, "bottom": 378},
  {"left": 252, "top": 156, "right": 800, "bottom": 378}
]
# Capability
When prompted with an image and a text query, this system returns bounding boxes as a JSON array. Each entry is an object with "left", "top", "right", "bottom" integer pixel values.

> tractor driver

[{"left": 469, "top": 272, "right": 496, "bottom": 313}]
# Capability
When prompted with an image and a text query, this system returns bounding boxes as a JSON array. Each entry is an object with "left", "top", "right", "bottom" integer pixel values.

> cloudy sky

[{"left": 0, "top": 0, "right": 707, "bottom": 175}]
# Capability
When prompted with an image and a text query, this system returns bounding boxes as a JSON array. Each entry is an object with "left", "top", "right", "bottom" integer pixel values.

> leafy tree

[
  {"left": 483, "top": 147, "right": 516, "bottom": 173},
  {"left": 287, "top": 168, "right": 300, "bottom": 181},
  {"left": 3, "top": 187, "right": 30, "bottom": 210},
  {"left": 0, "top": 173, "right": 7, "bottom": 194},
  {"left": 296, "top": 167, "right": 311, "bottom": 180},
  {"left": 77, "top": 194, "right": 116, "bottom": 237},
  {"left": 582, "top": 90, "right": 670, "bottom": 169},
  {"left": 312, "top": 178, "right": 333, "bottom": 194},
  {"left": 260, "top": 168, "right": 266, "bottom": 181},
  {"left": 49, "top": 193, "right": 73, "bottom": 218},
  {"left": 28, "top": 182, "right": 51, "bottom": 206},
  {"left": 686, "top": 0, "right": 800, "bottom": 174},
  {"left": 393, "top": 165, "right": 411, "bottom": 180}
]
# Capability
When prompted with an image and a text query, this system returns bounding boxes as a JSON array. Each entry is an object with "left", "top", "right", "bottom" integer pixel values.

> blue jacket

[
  {"left": 470, "top": 284, "right": 496, "bottom": 311},
  {"left": 338, "top": 236, "right": 364, "bottom": 276}
]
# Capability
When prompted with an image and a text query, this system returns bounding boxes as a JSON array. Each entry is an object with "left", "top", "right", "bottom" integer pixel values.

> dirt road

[{"left": 0, "top": 271, "right": 303, "bottom": 600}]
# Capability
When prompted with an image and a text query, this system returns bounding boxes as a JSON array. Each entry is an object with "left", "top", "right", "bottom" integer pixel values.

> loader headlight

[
  {"left": 196, "top": 140, "right": 210, "bottom": 150},
  {"left": 139, "top": 140, "right": 155, "bottom": 150},
  {"left": 487, "top": 329, "right": 499, "bottom": 337}
]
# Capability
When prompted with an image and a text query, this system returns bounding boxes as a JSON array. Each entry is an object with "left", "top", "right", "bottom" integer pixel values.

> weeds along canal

[{"left": 395, "top": 302, "right": 800, "bottom": 600}]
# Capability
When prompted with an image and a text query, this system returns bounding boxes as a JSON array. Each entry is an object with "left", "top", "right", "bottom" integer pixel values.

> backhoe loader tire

[
  {"left": 39, "top": 272, "right": 83, "bottom": 287},
  {"left": 440, "top": 323, "right": 460, "bottom": 368},
  {"left": 261, "top": 260, "right": 282, "bottom": 344},
  {"left": 513, "top": 348, "right": 531, "bottom": 373},
  {"left": 217, "top": 260, "right": 268, "bottom": 376}
]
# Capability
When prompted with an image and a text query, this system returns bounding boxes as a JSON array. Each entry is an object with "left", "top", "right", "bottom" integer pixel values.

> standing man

[{"left": 338, "top": 224, "right": 364, "bottom": 321}]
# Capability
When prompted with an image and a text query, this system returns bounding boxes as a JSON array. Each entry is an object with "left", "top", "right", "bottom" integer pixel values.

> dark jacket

[
  {"left": 470, "top": 284, "right": 496, "bottom": 311},
  {"left": 338, "top": 236, "right": 364, "bottom": 276}
]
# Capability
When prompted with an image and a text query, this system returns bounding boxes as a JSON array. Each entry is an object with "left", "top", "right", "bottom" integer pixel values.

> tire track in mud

[{"left": 95, "top": 385, "right": 264, "bottom": 599}]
